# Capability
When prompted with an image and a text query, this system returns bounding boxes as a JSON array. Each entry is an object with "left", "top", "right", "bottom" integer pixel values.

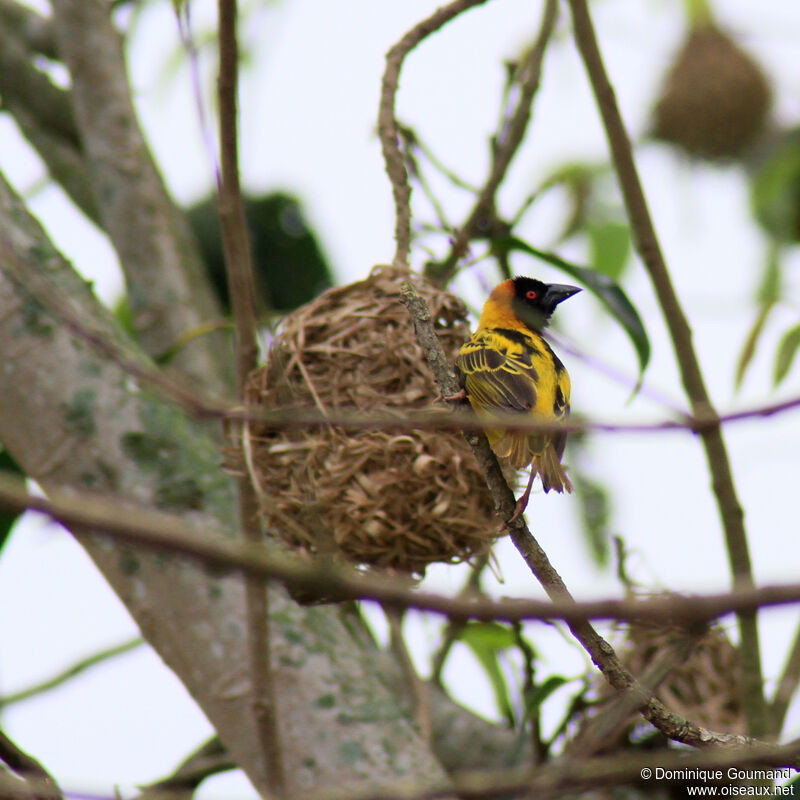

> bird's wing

[
  {"left": 546, "top": 344, "right": 571, "bottom": 458},
  {"left": 455, "top": 329, "right": 539, "bottom": 414}
]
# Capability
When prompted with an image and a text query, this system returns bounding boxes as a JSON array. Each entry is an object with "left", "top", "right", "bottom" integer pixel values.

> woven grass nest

[
  {"left": 617, "top": 615, "right": 743, "bottom": 735},
  {"left": 572, "top": 592, "right": 744, "bottom": 750},
  {"left": 237, "top": 265, "right": 499, "bottom": 577}
]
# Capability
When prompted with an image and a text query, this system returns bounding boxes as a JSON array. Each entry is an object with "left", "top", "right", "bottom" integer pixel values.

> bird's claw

[
  {"left": 500, "top": 496, "right": 529, "bottom": 530},
  {"left": 436, "top": 388, "right": 466, "bottom": 404}
]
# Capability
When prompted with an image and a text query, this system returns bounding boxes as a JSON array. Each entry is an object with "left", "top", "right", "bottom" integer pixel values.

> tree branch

[
  {"left": 769, "top": 617, "right": 800, "bottom": 736},
  {"left": 0, "top": 17, "right": 97, "bottom": 221},
  {"left": 49, "top": 0, "right": 231, "bottom": 394},
  {"left": 156, "top": 742, "right": 800, "bottom": 800},
  {"left": 216, "top": 1, "right": 283, "bottom": 794},
  {"left": 4, "top": 471, "right": 800, "bottom": 628},
  {"left": 0, "top": 1, "right": 57, "bottom": 59},
  {"left": 566, "top": 629, "right": 706, "bottom": 759},
  {"left": 378, "top": 0, "right": 491, "bottom": 268},
  {"left": 0, "top": 239, "right": 796, "bottom": 444},
  {"left": 565, "top": 0, "right": 767, "bottom": 737},
  {"left": 134, "top": 737, "right": 234, "bottom": 800},
  {"left": 0, "top": 19, "right": 80, "bottom": 147},
  {"left": 362, "top": 741, "right": 800, "bottom": 800}
]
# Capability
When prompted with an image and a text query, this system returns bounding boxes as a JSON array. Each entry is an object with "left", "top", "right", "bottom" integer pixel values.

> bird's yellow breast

[
  {"left": 457, "top": 327, "right": 569, "bottom": 419},
  {"left": 455, "top": 325, "right": 570, "bottom": 468}
]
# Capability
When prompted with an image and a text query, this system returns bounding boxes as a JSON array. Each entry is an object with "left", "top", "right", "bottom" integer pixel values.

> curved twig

[
  {"left": 427, "top": 0, "right": 559, "bottom": 285},
  {"left": 378, "top": 0, "right": 491, "bottom": 268},
  {"left": 0, "top": 637, "right": 143, "bottom": 710}
]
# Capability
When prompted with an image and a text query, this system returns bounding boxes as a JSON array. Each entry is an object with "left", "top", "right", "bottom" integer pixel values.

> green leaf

[
  {"left": 525, "top": 675, "right": 568, "bottom": 714},
  {"left": 750, "top": 129, "right": 800, "bottom": 243},
  {"left": 774, "top": 322, "right": 800, "bottom": 387},
  {"left": 573, "top": 472, "right": 611, "bottom": 566},
  {"left": 494, "top": 236, "right": 650, "bottom": 377},
  {"left": 757, "top": 245, "right": 782, "bottom": 305},
  {"left": 458, "top": 622, "right": 516, "bottom": 726},
  {"left": 587, "top": 221, "right": 631, "bottom": 281},
  {"left": 736, "top": 248, "right": 782, "bottom": 390},
  {"left": 459, "top": 621, "right": 517, "bottom": 651},
  {"left": 735, "top": 303, "right": 774, "bottom": 391},
  {"left": 783, "top": 773, "right": 800, "bottom": 789}
]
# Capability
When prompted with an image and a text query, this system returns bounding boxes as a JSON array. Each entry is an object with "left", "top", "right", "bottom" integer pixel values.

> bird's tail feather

[
  {"left": 532, "top": 446, "right": 573, "bottom": 494},
  {"left": 491, "top": 433, "right": 532, "bottom": 470}
]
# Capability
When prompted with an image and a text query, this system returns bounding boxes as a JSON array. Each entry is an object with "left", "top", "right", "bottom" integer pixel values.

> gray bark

[{"left": 0, "top": 173, "right": 457, "bottom": 798}]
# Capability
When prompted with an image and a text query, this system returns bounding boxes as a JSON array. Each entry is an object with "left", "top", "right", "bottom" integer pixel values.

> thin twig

[
  {"left": 430, "top": 552, "right": 490, "bottom": 687},
  {"left": 769, "top": 617, "right": 800, "bottom": 736},
  {"left": 216, "top": 1, "right": 284, "bottom": 795},
  {"left": 426, "top": 0, "right": 559, "bottom": 286},
  {"left": 4, "top": 472, "right": 800, "bottom": 633},
  {"left": 0, "top": 637, "right": 143, "bottom": 709},
  {"left": 216, "top": 1, "right": 259, "bottom": 393},
  {"left": 378, "top": 0, "right": 491, "bottom": 268},
  {"left": 399, "top": 124, "right": 480, "bottom": 193},
  {"left": 399, "top": 127, "right": 453, "bottom": 235},
  {"left": 387, "top": 608, "right": 433, "bottom": 745},
  {"left": 134, "top": 737, "right": 235, "bottom": 800},
  {"left": 231, "top": 391, "right": 800, "bottom": 437},
  {"left": 566, "top": 0, "right": 766, "bottom": 737},
  {"left": 566, "top": 629, "right": 707, "bottom": 759}
]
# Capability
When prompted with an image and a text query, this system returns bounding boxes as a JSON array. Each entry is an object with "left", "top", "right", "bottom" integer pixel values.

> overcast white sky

[{"left": 2, "top": 0, "right": 800, "bottom": 798}]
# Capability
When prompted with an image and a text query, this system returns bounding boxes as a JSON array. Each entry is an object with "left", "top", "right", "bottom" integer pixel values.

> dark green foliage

[
  {"left": 751, "top": 129, "right": 800, "bottom": 243},
  {"left": 734, "top": 246, "right": 782, "bottom": 390},
  {"left": 588, "top": 221, "right": 631, "bottom": 282},
  {"left": 457, "top": 621, "right": 518, "bottom": 726},
  {"left": 187, "top": 191, "right": 334, "bottom": 315}
]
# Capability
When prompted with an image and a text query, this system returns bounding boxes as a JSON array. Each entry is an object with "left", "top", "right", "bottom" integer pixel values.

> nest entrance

[{"left": 236, "top": 266, "right": 500, "bottom": 577}]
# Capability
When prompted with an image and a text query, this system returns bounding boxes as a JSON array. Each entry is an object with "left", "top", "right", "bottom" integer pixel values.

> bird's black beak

[{"left": 542, "top": 283, "right": 581, "bottom": 313}]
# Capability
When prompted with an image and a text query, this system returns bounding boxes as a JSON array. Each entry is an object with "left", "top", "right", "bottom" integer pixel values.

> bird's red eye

[{"left": 526, "top": 290, "right": 537, "bottom": 300}]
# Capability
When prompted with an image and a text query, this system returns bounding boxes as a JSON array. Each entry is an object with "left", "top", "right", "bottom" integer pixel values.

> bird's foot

[
  {"left": 499, "top": 493, "right": 530, "bottom": 530},
  {"left": 436, "top": 388, "right": 466, "bottom": 403}
]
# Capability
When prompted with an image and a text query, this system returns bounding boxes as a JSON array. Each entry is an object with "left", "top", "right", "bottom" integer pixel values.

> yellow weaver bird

[{"left": 455, "top": 276, "right": 581, "bottom": 522}]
